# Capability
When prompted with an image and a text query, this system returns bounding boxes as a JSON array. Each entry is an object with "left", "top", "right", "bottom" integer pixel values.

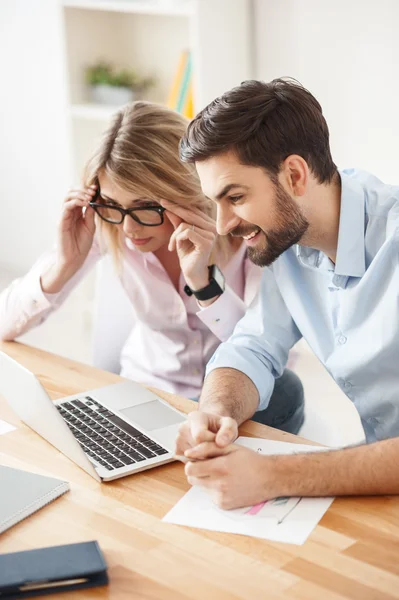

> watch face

[{"left": 212, "top": 265, "right": 225, "bottom": 291}]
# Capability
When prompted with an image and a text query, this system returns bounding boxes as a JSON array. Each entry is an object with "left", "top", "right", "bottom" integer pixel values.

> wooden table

[{"left": 1, "top": 342, "right": 399, "bottom": 600}]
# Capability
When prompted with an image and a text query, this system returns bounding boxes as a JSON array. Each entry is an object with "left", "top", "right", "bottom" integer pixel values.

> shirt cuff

[
  {"left": 18, "top": 265, "right": 56, "bottom": 316},
  {"left": 196, "top": 285, "right": 246, "bottom": 342}
]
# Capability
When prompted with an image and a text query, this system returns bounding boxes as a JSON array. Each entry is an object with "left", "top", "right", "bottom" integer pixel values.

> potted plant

[{"left": 86, "top": 61, "right": 154, "bottom": 106}]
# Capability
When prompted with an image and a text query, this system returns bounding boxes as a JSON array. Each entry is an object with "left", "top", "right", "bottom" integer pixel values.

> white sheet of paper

[
  {"left": 163, "top": 436, "right": 334, "bottom": 545},
  {"left": 0, "top": 418, "right": 16, "bottom": 435}
]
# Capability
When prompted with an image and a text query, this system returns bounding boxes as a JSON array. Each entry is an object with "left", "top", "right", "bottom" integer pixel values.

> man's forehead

[{"left": 196, "top": 159, "right": 246, "bottom": 200}]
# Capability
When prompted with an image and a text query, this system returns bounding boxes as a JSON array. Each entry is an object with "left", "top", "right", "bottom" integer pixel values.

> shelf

[
  {"left": 62, "top": 0, "right": 194, "bottom": 17},
  {"left": 70, "top": 103, "right": 120, "bottom": 121}
]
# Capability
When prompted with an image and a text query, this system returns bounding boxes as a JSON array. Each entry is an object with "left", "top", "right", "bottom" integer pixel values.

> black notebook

[{"left": 0, "top": 540, "right": 108, "bottom": 598}]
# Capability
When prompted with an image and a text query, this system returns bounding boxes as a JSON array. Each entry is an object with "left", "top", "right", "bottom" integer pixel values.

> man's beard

[{"left": 231, "top": 182, "right": 309, "bottom": 267}]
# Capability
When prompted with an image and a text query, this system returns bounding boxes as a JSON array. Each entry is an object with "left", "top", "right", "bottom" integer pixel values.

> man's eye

[{"left": 229, "top": 195, "right": 243, "bottom": 203}]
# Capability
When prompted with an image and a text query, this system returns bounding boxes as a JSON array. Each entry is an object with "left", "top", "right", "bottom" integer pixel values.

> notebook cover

[
  {"left": 0, "top": 540, "right": 108, "bottom": 598},
  {"left": 0, "top": 465, "right": 70, "bottom": 535}
]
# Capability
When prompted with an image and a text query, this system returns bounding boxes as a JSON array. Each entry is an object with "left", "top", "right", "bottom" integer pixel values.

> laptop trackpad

[{"left": 120, "top": 400, "right": 185, "bottom": 431}]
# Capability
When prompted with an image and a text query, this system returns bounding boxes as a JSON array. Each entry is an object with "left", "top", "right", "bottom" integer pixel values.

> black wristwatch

[{"left": 184, "top": 265, "right": 225, "bottom": 301}]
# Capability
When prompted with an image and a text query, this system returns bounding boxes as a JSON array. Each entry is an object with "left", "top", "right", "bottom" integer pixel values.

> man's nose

[{"left": 216, "top": 206, "right": 240, "bottom": 236}]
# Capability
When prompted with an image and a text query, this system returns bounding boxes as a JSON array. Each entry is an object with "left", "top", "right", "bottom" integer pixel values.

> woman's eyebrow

[
  {"left": 98, "top": 192, "right": 119, "bottom": 205},
  {"left": 131, "top": 198, "right": 158, "bottom": 206},
  {"left": 99, "top": 193, "right": 156, "bottom": 207}
]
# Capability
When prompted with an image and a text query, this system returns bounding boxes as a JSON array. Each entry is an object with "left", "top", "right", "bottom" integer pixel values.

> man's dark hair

[{"left": 180, "top": 78, "right": 337, "bottom": 184}]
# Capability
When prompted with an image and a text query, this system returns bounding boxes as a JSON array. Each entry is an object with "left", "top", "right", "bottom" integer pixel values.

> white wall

[
  {"left": 2, "top": 1, "right": 397, "bottom": 270},
  {"left": 254, "top": 0, "right": 399, "bottom": 183},
  {"left": 0, "top": 0, "right": 71, "bottom": 274},
  {"left": 192, "top": 0, "right": 253, "bottom": 108}
]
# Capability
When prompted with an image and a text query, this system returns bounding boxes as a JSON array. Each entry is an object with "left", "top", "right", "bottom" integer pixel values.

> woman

[{"left": 0, "top": 102, "right": 262, "bottom": 400}]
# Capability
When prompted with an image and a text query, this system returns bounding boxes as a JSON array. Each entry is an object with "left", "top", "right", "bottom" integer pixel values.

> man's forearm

[
  {"left": 199, "top": 367, "right": 259, "bottom": 425},
  {"left": 269, "top": 436, "right": 399, "bottom": 497}
]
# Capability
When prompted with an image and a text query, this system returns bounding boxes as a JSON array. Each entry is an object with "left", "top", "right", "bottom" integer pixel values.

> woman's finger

[
  {"left": 165, "top": 201, "right": 216, "bottom": 229},
  {"left": 83, "top": 204, "right": 96, "bottom": 233},
  {"left": 65, "top": 191, "right": 93, "bottom": 205},
  {"left": 170, "top": 226, "right": 215, "bottom": 253},
  {"left": 169, "top": 221, "right": 211, "bottom": 251},
  {"left": 175, "top": 230, "right": 214, "bottom": 255},
  {"left": 60, "top": 199, "right": 89, "bottom": 227},
  {"left": 163, "top": 203, "right": 216, "bottom": 232},
  {"left": 69, "top": 186, "right": 96, "bottom": 194},
  {"left": 65, "top": 189, "right": 96, "bottom": 203},
  {"left": 166, "top": 211, "right": 183, "bottom": 231},
  {"left": 62, "top": 198, "right": 88, "bottom": 212},
  {"left": 168, "top": 219, "right": 192, "bottom": 251},
  {"left": 171, "top": 222, "right": 215, "bottom": 242}
]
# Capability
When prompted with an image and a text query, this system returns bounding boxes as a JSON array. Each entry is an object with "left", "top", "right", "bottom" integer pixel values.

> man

[{"left": 175, "top": 78, "right": 399, "bottom": 510}]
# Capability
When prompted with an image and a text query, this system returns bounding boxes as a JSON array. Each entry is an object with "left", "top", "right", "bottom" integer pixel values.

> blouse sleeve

[{"left": 0, "top": 239, "right": 102, "bottom": 341}]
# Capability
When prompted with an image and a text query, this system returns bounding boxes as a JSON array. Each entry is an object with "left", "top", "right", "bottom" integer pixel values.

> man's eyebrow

[{"left": 215, "top": 184, "right": 248, "bottom": 201}]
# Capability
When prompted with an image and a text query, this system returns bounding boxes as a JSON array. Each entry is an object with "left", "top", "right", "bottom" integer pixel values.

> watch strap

[{"left": 184, "top": 265, "right": 224, "bottom": 301}]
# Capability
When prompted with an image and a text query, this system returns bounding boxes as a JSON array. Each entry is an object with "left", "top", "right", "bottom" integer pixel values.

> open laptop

[{"left": 0, "top": 351, "right": 186, "bottom": 482}]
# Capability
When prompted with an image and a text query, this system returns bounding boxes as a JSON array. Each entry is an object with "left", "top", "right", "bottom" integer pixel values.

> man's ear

[{"left": 281, "top": 155, "right": 308, "bottom": 197}]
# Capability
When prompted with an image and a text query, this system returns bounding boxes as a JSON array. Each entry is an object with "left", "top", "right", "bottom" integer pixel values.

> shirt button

[
  {"left": 192, "top": 368, "right": 201, "bottom": 375},
  {"left": 212, "top": 318, "right": 221, "bottom": 324},
  {"left": 338, "top": 335, "right": 347, "bottom": 344},
  {"left": 344, "top": 381, "right": 352, "bottom": 390}
]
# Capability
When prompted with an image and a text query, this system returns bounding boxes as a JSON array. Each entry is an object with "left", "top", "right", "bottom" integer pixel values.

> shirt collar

[
  {"left": 296, "top": 170, "right": 366, "bottom": 281},
  {"left": 334, "top": 170, "right": 366, "bottom": 278}
]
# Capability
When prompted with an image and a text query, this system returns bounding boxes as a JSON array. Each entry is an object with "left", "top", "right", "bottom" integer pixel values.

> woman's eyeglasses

[{"left": 89, "top": 192, "right": 166, "bottom": 227}]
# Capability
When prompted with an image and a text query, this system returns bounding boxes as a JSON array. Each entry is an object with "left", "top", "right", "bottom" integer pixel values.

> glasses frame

[{"left": 89, "top": 191, "right": 166, "bottom": 227}]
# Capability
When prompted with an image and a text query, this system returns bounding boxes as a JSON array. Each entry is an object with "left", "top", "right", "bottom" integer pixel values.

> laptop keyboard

[{"left": 56, "top": 396, "right": 169, "bottom": 471}]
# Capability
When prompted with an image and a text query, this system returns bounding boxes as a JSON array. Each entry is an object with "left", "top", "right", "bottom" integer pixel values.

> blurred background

[{"left": 1, "top": 0, "right": 397, "bottom": 444}]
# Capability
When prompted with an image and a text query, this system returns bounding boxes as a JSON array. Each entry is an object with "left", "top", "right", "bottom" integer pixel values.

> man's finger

[
  {"left": 194, "top": 429, "right": 217, "bottom": 445},
  {"left": 185, "top": 458, "right": 213, "bottom": 479},
  {"left": 185, "top": 440, "right": 233, "bottom": 461},
  {"left": 187, "top": 475, "right": 215, "bottom": 488},
  {"left": 174, "top": 421, "right": 196, "bottom": 452},
  {"left": 175, "top": 427, "right": 214, "bottom": 455},
  {"left": 215, "top": 416, "right": 238, "bottom": 447},
  {"left": 185, "top": 451, "right": 233, "bottom": 478},
  {"left": 189, "top": 412, "right": 215, "bottom": 445}
]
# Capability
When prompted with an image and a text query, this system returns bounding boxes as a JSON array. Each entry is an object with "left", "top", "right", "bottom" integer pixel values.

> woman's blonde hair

[{"left": 83, "top": 101, "right": 237, "bottom": 266}]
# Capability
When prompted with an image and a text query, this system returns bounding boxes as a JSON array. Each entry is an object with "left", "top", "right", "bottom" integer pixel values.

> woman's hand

[
  {"left": 41, "top": 185, "right": 97, "bottom": 293},
  {"left": 162, "top": 199, "right": 217, "bottom": 295}
]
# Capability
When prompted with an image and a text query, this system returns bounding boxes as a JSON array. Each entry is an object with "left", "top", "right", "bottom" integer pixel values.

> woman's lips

[{"left": 129, "top": 237, "right": 153, "bottom": 246}]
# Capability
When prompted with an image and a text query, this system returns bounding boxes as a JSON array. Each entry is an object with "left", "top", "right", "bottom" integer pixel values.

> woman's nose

[{"left": 122, "top": 215, "right": 143, "bottom": 236}]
